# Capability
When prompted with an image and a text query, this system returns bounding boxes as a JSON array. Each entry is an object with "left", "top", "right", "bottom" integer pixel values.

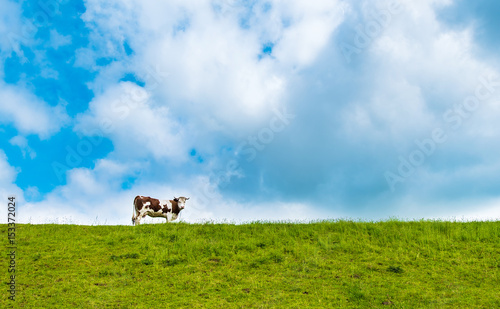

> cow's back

[{"left": 135, "top": 195, "right": 163, "bottom": 212}]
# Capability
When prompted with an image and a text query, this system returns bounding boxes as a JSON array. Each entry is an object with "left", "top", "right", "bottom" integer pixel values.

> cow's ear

[
  {"left": 173, "top": 197, "right": 178, "bottom": 202},
  {"left": 186, "top": 197, "right": 190, "bottom": 200}
]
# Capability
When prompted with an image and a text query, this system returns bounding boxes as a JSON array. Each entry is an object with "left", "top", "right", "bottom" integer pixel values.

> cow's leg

[
  {"left": 135, "top": 210, "right": 143, "bottom": 225},
  {"left": 133, "top": 210, "right": 141, "bottom": 225},
  {"left": 135, "top": 213, "right": 143, "bottom": 225},
  {"left": 138, "top": 213, "right": 149, "bottom": 225}
]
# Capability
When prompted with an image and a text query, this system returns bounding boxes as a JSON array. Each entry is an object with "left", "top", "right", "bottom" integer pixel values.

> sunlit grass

[{"left": 1, "top": 220, "right": 499, "bottom": 308}]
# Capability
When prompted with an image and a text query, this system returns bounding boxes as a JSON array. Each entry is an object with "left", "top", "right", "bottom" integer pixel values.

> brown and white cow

[{"left": 132, "top": 195, "right": 189, "bottom": 225}]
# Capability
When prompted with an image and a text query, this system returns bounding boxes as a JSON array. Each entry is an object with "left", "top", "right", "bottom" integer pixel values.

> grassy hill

[{"left": 1, "top": 220, "right": 499, "bottom": 308}]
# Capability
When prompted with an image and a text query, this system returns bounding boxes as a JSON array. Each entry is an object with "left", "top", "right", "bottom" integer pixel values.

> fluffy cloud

[
  {"left": 9, "top": 0, "right": 500, "bottom": 224},
  {"left": 71, "top": 0, "right": 500, "bottom": 222},
  {"left": 214, "top": 0, "right": 500, "bottom": 216},
  {"left": 0, "top": 82, "right": 70, "bottom": 138},
  {"left": 0, "top": 150, "right": 19, "bottom": 193},
  {"left": 19, "top": 158, "right": 141, "bottom": 224},
  {"left": 19, "top": 161, "right": 341, "bottom": 225},
  {"left": 80, "top": 0, "right": 346, "bottom": 135},
  {"left": 49, "top": 29, "right": 72, "bottom": 49},
  {"left": 0, "top": 150, "right": 23, "bottom": 223},
  {"left": 0, "top": 0, "right": 23, "bottom": 76},
  {"left": 9, "top": 135, "right": 36, "bottom": 159},
  {"left": 0, "top": 0, "right": 23, "bottom": 52},
  {"left": 75, "top": 81, "right": 187, "bottom": 160}
]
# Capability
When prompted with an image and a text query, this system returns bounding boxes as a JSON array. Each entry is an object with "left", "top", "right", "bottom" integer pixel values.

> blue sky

[{"left": 1, "top": 0, "right": 500, "bottom": 224}]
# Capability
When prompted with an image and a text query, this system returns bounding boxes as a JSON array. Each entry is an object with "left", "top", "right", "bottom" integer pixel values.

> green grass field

[{"left": 2, "top": 220, "right": 499, "bottom": 308}]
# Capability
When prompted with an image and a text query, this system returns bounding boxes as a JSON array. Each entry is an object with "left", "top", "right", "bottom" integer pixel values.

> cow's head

[{"left": 173, "top": 196, "right": 190, "bottom": 209}]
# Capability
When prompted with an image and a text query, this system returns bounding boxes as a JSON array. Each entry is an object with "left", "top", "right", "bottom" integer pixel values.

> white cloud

[
  {"left": 80, "top": 0, "right": 346, "bottom": 137},
  {"left": 180, "top": 175, "right": 342, "bottom": 223},
  {"left": 330, "top": 0, "right": 500, "bottom": 156},
  {"left": 269, "top": 0, "right": 345, "bottom": 67},
  {"left": 19, "top": 158, "right": 140, "bottom": 224},
  {"left": 49, "top": 29, "right": 72, "bottom": 49},
  {"left": 389, "top": 197, "right": 500, "bottom": 222},
  {"left": 0, "top": 150, "right": 18, "bottom": 189},
  {"left": 75, "top": 81, "right": 187, "bottom": 160},
  {"left": 365, "top": 2, "right": 500, "bottom": 157},
  {"left": 0, "top": 82, "right": 70, "bottom": 138},
  {"left": 18, "top": 164, "right": 338, "bottom": 225},
  {"left": 0, "top": 0, "right": 24, "bottom": 54},
  {"left": 71, "top": 0, "right": 500, "bottom": 222},
  {"left": 15, "top": 0, "right": 500, "bottom": 224},
  {"left": 457, "top": 199, "right": 500, "bottom": 221},
  {"left": 9, "top": 135, "right": 36, "bottom": 159},
  {"left": 0, "top": 150, "right": 23, "bottom": 224},
  {"left": 0, "top": 0, "right": 24, "bottom": 76}
]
